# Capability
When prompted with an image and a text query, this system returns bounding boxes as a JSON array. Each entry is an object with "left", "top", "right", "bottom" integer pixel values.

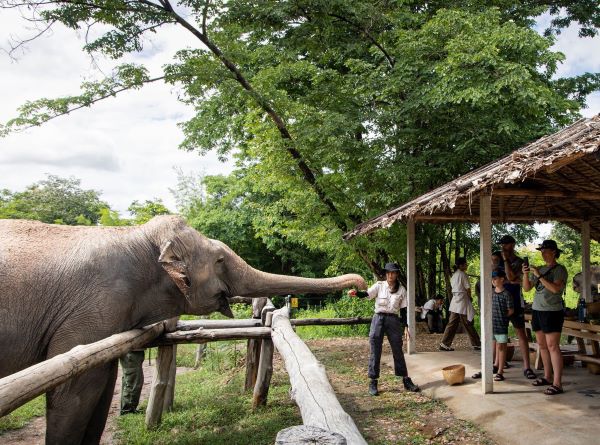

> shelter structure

[{"left": 344, "top": 114, "right": 600, "bottom": 393}]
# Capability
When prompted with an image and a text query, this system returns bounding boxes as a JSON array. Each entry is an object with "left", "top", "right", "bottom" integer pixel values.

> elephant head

[{"left": 155, "top": 218, "right": 366, "bottom": 317}]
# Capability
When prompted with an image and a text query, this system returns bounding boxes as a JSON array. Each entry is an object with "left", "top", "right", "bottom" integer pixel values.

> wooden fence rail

[
  {"left": 0, "top": 322, "right": 166, "bottom": 418},
  {"left": 271, "top": 307, "right": 367, "bottom": 445}
]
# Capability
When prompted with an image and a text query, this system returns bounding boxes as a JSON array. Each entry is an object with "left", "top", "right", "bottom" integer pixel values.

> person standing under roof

[
  {"left": 348, "top": 262, "right": 420, "bottom": 395},
  {"left": 523, "top": 240, "right": 568, "bottom": 395},
  {"left": 439, "top": 257, "right": 481, "bottom": 351},
  {"left": 497, "top": 234, "right": 536, "bottom": 379}
]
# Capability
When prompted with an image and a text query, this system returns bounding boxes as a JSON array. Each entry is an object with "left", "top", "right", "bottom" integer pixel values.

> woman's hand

[
  {"left": 348, "top": 289, "right": 357, "bottom": 297},
  {"left": 521, "top": 263, "right": 530, "bottom": 274},
  {"left": 530, "top": 266, "right": 540, "bottom": 278}
]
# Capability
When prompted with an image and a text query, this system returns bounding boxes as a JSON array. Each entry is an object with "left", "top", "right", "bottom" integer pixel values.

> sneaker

[
  {"left": 403, "top": 376, "right": 421, "bottom": 392},
  {"left": 439, "top": 343, "right": 454, "bottom": 351},
  {"left": 369, "top": 379, "right": 379, "bottom": 396}
]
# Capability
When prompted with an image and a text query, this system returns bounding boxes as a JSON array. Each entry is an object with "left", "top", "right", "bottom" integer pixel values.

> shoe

[
  {"left": 439, "top": 343, "right": 454, "bottom": 351},
  {"left": 369, "top": 379, "right": 379, "bottom": 396},
  {"left": 494, "top": 373, "right": 505, "bottom": 381},
  {"left": 403, "top": 376, "right": 420, "bottom": 392},
  {"left": 523, "top": 368, "right": 537, "bottom": 379}
]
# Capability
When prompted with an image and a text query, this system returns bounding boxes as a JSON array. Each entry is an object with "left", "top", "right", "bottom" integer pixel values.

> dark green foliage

[{"left": 0, "top": 175, "right": 107, "bottom": 225}]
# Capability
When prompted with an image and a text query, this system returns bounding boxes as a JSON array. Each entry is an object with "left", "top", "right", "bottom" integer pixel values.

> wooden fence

[{"left": 0, "top": 300, "right": 371, "bottom": 444}]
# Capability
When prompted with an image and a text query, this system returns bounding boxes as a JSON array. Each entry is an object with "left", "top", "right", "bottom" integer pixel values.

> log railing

[{"left": 0, "top": 305, "right": 370, "bottom": 444}]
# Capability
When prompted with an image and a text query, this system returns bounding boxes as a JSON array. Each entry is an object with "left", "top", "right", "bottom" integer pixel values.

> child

[
  {"left": 492, "top": 269, "right": 514, "bottom": 381},
  {"left": 421, "top": 295, "right": 445, "bottom": 333}
]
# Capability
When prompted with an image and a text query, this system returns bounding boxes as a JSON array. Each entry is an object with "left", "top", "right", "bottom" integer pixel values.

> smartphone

[{"left": 523, "top": 257, "right": 529, "bottom": 268}]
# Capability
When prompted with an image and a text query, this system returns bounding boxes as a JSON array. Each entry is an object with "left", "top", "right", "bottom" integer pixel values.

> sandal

[
  {"left": 494, "top": 373, "right": 505, "bottom": 381},
  {"left": 532, "top": 377, "right": 551, "bottom": 386},
  {"left": 523, "top": 368, "right": 537, "bottom": 379},
  {"left": 504, "top": 362, "right": 512, "bottom": 369},
  {"left": 544, "top": 385, "right": 564, "bottom": 395},
  {"left": 472, "top": 366, "right": 499, "bottom": 379}
]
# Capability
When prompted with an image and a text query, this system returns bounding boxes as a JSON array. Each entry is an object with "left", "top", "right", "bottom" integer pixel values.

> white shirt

[
  {"left": 421, "top": 299, "right": 437, "bottom": 319},
  {"left": 366, "top": 281, "right": 407, "bottom": 314},
  {"left": 449, "top": 269, "right": 475, "bottom": 321}
]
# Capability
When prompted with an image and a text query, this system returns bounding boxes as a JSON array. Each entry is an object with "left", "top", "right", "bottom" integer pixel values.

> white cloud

[{"left": 0, "top": 9, "right": 232, "bottom": 215}]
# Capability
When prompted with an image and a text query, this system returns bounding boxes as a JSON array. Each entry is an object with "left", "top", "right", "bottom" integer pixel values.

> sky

[{"left": 0, "top": 9, "right": 599, "bottom": 216}]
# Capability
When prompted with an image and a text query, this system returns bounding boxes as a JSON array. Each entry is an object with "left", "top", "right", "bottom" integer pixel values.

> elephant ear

[{"left": 159, "top": 241, "right": 191, "bottom": 298}]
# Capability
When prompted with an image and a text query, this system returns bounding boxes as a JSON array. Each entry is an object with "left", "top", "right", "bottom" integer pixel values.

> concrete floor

[{"left": 384, "top": 350, "right": 600, "bottom": 445}]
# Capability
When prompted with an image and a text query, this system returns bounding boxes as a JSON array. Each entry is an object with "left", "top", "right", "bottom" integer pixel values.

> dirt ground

[{"left": 0, "top": 332, "right": 482, "bottom": 445}]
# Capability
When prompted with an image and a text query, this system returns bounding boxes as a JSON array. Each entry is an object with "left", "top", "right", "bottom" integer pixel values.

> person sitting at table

[
  {"left": 522, "top": 240, "right": 568, "bottom": 395},
  {"left": 421, "top": 295, "right": 445, "bottom": 333}
]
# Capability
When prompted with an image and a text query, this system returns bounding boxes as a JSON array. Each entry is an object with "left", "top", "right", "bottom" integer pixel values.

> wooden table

[{"left": 524, "top": 313, "right": 600, "bottom": 369}]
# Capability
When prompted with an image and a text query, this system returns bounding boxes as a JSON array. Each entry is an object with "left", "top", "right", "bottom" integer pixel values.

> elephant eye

[{"left": 216, "top": 256, "right": 225, "bottom": 264}]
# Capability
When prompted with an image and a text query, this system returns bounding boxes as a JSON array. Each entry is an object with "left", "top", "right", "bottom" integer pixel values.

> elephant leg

[
  {"left": 46, "top": 362, "right": 118, "bottom": 445},
  {"left": 82, "top": 361, "right": 118, "bottom": 445}
]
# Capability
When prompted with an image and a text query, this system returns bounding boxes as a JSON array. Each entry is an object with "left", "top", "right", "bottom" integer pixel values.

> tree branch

[{"left": 328, "top": 13, "right": 394, "bottom": 68}]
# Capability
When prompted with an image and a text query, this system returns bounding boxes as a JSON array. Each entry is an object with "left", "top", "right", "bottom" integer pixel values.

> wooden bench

[{"left": 524, "top": 313, "right": 600, "bottom": 369}]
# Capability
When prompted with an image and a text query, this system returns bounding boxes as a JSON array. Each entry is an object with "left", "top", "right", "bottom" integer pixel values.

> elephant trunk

[{"left": 233, "top": 265, "right": 367, "bottom": 298}]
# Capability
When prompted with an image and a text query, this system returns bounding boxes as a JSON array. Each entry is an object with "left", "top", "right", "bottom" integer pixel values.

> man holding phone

[{"left": 498, "top": 235, "right": 536, "bottom": 379}]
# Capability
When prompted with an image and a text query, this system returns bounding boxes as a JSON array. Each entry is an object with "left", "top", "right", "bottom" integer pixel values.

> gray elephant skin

[{"left": 0, "top": 216, "right": 365, "bottom": 444}]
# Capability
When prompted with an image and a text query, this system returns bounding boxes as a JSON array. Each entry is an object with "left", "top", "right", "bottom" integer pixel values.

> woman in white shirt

[
  {"left": 349, "top": 262, "right": 420, "bottom": 395},
  {"left": 439, "top": 257, "right": 481, "bottom": 351}
]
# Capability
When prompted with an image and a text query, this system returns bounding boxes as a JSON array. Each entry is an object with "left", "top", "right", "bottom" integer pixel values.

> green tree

[
  {"left": 0, "top": 175, "right": 107, "bottom": 225},
  {"left": 128, "top": 199, "right": 171, "bottom": 224},
  {"left": 2, "top": 0, "right": 599, "bottom": 281}
]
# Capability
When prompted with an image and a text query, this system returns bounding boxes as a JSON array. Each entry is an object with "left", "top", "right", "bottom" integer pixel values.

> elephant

[{"left": 0, "top": 215, "right": 365, "bottom": 444}]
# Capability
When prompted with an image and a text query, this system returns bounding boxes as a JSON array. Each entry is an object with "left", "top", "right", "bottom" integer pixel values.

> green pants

[{"left": 119, "top": 350, "right": 145, "bottom": 414}]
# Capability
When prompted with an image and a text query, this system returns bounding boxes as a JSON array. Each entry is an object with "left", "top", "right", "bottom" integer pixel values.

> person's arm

[
  {"left": 348, "top": 281, "right": 377, "bottom": 298},
  {"left": 506, "top": 292, "right": 514, "bottom": 316},
  {"left": 463, "top": 272, "right": 472, "bottom": 298},
  {"left": 503, "top": 255, "right": 520, "bottom": 283}
]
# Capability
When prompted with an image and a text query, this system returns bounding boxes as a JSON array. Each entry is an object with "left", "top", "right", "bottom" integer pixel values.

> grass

[
  {"left": 114, "top": 343, "right": 301, "bottom": 445},
  {"left": 0, "top": 395, "right": 45, "bottom": 434}
]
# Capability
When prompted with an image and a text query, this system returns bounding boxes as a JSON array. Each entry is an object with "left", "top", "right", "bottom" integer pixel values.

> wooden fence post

[
  {"left": 145, "top": 345, "right": 175, "bottom": 428},
  {"left": 245, "top": 298, "right": 268, "bottom": 390},
  {"left": 163, "top": 345, "right": 177, "bottom": 412},
  {"left": 252, "top": 308, "right": 275, "bottom": 409}
]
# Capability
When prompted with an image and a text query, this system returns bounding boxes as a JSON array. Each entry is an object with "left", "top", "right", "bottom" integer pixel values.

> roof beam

[
  {"left": 493, "top": 188, "right": 600, "bottom": 200},
  {"left": 414, "top": 215, "right": 584, "bottom": 223}
]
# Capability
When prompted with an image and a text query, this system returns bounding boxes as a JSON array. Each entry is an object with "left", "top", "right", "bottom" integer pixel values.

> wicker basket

[{"left": 442, "top": 364, "right": 465, "bottom": 385}]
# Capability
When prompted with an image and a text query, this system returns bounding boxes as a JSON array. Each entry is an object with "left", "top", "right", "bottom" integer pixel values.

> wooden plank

[
  {"left": 574, "top": 354, "right": 600, "bottom": 365},
  {"left": 406, "top": 218, "right": 417, "bottom": 354},
  {"left": 252, "top": 338, "right": 274, "bottom": 408},
  {"left": 493, "top": 187, "right": 600, "bottom": 200},
  {"left": 145, "top": 345, "right": 175, "bottom": 428},
  {"left": 562, "top": 328, "right": 600, "bottom": 342},
  {"left": 480, "top": 194, "right": 493, "bottom": 394},
  {"left": 176, "top": 319, "right": 263, "bottom": 331},
  {"left": 0, "top": 322, "right": 165, "bottom": 418},
  {"left": 271, "top": 307, "right": 367, "bottom": 445},
  {"left": 150, "top": 327, "right": 272, "bottom": 346}
]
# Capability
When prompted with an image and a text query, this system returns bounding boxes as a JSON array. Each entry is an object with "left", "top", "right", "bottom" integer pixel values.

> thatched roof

[{"left": 344, "top": 114, "right": 600, "bottom": 240}]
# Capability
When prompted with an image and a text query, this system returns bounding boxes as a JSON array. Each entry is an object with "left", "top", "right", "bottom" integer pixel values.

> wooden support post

[
  {"left": 145, "top": 344, "right": 175, "bottom": 428},
  {"left": 244, "top": 339, "right": 262, "bottom": 391},
  {"left": 582, "top": 221, "right": 592, "bottom": 303},
  {"left": 406, "top": 218, "right": 417, "bottom": 354},
  {"left": 480, "top": 195, "right": 493, "bottom": 394},
  {"left": 194, "top": 343, "right": 206, "bottom": 369},
  {"left": 253, "top": 302, "right": 275, "bottom": 408},
  {"left": 163, "top": 345, "right": 177, "bottom": 412},
  {"left": 271, "top": 307, "right": 367, "bottom": 445},
  {"left": 252, "top": 338, "right": 274, "bottom": 408},
  {"left": 0, "top": 323, "right": 165, "bottom": 418}
]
